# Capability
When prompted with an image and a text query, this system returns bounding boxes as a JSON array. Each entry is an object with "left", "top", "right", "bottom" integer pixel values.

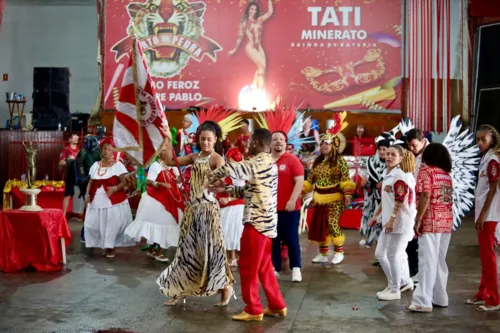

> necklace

[
  {"left": 97, "top": 160, "right": 115, "bottom": 177},
  {"left": 157, "top": 161, "right": 183, "bottom": 203},
  {"left": 198, "top": 151, "right": 213, "bottom": 159}
]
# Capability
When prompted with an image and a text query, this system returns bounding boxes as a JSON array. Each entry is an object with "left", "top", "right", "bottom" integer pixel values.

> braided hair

[
  {"left": 392, "top": 145, "right": 416, "bottom": 174},
  {"left": 477, "top": 124, "right": 500, "bottom": 156}
]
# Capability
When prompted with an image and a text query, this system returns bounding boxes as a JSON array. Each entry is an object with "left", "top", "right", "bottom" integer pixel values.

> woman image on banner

[
  {"left": 124, "top": 147, "right": 185, "bottom": 262},
  {"left": 83, "top": 138, "right": 135, "bottom": 258},
  {"left": 229, "top": 0, "right": 274, "bottom": 90},
  {"left": 216, "top": 147, "right": 246, "bottom": 267},
  {"left": 155, "top": 119, "right": 235, "bottom": 307}
]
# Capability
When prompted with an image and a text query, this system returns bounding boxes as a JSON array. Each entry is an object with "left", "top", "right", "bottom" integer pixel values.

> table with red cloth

[
  {"left": 3, "top": 179, "right": 73, "bottom": 213},
  {"left": 9, "top": 186, "right": 72, "bottom": 211},
  {"left": 0, "top": 209, "right": 72, "bottom": 273}
]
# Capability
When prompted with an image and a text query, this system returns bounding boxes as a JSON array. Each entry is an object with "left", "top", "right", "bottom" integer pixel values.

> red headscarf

[
  {"left": 99, "top": 137, "right": 114, "bottom": 150},
  {"left": 226, "top": 147, "right": 243, "bottom": 162}
]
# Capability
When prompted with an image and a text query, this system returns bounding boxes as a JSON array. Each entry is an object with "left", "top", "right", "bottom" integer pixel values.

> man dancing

[{"left": 209, "top": 128, "right": 286, "bottom": 322}]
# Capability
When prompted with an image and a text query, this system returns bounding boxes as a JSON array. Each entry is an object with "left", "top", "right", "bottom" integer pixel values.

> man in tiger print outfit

[
  {"left": 304, "top": 112, "right": 356, "bottom": 265},
  {"left": 209, "top": 129, "right": 286, "bottom": 322}
]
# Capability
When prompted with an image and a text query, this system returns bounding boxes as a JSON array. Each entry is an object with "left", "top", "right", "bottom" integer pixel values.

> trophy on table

[{"left": 20, "top": 141, "right": 42, "bottom": 211}]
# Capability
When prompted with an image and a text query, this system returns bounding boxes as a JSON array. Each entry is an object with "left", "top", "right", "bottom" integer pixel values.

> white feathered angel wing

[
  {"left": 442, "top": 116, "right": 480, "bottom": 231},
  {"left": 288, "top": 112, "right": 316, "bottom": 150}
]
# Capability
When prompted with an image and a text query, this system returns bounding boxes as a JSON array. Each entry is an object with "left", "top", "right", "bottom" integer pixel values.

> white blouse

[
  {"left": 381, "top": 166, "right": 417, "bottom": 236},
  {"left": 475, "top": 150, "right": 500, "bottom": 223},
  {"left": 88, "top": 161, "right": 128, "bottom": 209},
  {"left": 89, "top": 161, "right": 128, "bottom": 180}
]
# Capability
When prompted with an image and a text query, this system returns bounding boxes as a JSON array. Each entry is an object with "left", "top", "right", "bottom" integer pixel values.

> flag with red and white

[{"left": 113, "top": 37, "right": 170, "bottom": 167}]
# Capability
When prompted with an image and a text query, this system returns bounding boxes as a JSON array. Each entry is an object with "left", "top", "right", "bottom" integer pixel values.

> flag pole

[{"left": 171, "top": 148, "right": 189, "bottom": 206}]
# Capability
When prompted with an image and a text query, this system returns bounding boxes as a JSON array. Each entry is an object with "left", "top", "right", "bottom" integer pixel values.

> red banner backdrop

[{"left": 103, "top": 0, "right": 402, "bottom": 111}]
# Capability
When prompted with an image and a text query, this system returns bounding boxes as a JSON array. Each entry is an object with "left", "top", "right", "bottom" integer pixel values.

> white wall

[{"left": 0, "top": 0, "right": 98, "bottom": 127}]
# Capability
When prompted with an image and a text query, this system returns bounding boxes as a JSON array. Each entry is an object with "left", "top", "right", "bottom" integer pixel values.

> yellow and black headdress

[{"left": 321, "top": 111, "right": 348, "bottom": 148}]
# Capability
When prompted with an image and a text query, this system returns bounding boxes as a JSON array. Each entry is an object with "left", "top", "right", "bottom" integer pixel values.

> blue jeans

[{"left": 272, "top": 211, "right": 302, "bottom": 272}]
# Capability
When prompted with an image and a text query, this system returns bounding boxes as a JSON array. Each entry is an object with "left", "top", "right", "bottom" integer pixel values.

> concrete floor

[{"left": 1, "top": 218, "right": 499, "bottom": 333}]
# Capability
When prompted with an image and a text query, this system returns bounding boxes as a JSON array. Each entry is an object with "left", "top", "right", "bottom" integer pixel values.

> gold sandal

[
  {"left": 164, "top": 295, "right": 185, "bottom": 306},
  {"left": 215, "top": 285, "right": 236, "bottom": 307}
]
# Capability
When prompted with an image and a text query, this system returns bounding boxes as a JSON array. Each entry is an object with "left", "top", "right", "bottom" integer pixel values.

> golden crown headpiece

[{"left": 321, "top": 111, "right": 348, "bottom": 148}]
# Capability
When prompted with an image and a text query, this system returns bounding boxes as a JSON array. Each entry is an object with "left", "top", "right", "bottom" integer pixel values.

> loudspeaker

[
  {"left": 32, "top": 67, "right": 70, "bottom": 125},
  {"left": 71, "top": 113, "right": 90, "bottom": 132},
  {"left": 33, "top": 67, "right": 70, "bottom": 93},
  {"left": 476, "top": 88, "right": 500, "bottom": 131},
  {"left": 472, "top": 24, "right": 500, "bottom": 130}
]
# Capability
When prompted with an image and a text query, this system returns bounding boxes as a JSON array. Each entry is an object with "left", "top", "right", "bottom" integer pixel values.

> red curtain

[{"left": 408, "top": 0, "right": 452, "bottom": 133}]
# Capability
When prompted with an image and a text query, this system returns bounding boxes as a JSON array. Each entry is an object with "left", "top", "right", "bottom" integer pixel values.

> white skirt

[
  {"left": 124, "top": 193, "right": 182, "bottom": 249},
  {"left": 220, "top": 204, "right": 244, "bottom": 251},
  {"left": 84, "top": 200, "right": 135, "bottom": 249}
]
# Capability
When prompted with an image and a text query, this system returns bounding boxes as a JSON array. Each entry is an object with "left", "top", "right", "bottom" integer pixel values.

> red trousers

[
  {"left": 239, "top": 224, "right": 286, "bottom": 315},
  {"left": 476, "top": 222, "right": 500, "bottom": 306}
]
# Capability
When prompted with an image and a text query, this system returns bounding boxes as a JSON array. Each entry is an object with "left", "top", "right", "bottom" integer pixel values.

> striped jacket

[{"left": 214, "top": 152, "right": 278, "bottom": 238}]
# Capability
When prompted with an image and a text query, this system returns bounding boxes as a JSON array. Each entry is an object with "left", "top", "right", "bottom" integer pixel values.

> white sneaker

[
  {"left": 292, "top": 267, "right": 302, "bottom": 282},
  {"left": 312, "top": 254, "right": 328, "bottom": 263},
  {"left": 401, "top": 280, "right": 415, "bottom": 292},
  {"left": 359, "top": 239, "right": 366, "bottom": 246},
  {"left": 331, "top": 253, "right": 344, "bottom": 265},
  {"left": 377, "top": 289, "right": 401, "bottom": 301},
  {"left": 274, "top": 271, "right": 280, "bottom": 280},
  {"left": 376, "top": 286, "right": 390, "bottom": 297}
]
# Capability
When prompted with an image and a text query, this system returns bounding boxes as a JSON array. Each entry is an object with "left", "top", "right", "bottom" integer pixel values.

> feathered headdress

[
  {"left": 254, "top": 97, "right": 316, "bottom": 150},
  {"left": 375, "top": 123, "right": 400, "bottom": 148},
  {"left": 184, "top": 105, "right": 243, "bottom": 139},
  {"left": 321, "top": 111, "right": 348, "bottom": 148},
  {"left": 394, "top": 118, "right": 414, "bottom": 147}
]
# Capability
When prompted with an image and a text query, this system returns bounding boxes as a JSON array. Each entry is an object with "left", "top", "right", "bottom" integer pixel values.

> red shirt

[
  {"left": 276, "top": 152, "right": 304, "bottom": 211},
  {"left": 235, "top": 135, "right": 251, "bottom": 158},
  {"left": 416, "top": 166, "right": 453, "bottom": 234},
  {"left": 59, "top": 145, "right": 80, "bottom": 161}
]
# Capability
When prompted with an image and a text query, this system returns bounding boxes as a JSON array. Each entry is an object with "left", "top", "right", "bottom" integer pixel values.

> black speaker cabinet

[
  {"left": 33, "top": 67, "right": 70, "bottom": 121},
  {"left": 71, "top": 113, "right": 90, "bottom": 132},
  {"left": 472, "top": 24, "right": 500, "bottom": 130}
]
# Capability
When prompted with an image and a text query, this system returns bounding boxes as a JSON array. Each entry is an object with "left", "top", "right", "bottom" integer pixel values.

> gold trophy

[{"left": 20, "top": 141, "right": 42, "bottom": 211}]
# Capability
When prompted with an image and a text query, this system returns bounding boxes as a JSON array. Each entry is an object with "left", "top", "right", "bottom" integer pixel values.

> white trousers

[
  {"left": 375, "top": 232, "right": 410, "bottom": 292},
  {"left": 411, "top": 233, "right": 451, "bottom": 308}
]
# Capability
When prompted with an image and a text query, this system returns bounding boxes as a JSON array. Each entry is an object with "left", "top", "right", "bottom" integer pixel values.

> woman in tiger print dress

[{"left": 156, "top": 121, "right": 234, "bottom": 306}]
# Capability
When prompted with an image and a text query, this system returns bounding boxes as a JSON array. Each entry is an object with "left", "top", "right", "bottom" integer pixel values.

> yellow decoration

[
  {"left": 324, "top": 76, "right": 400, "bottom": 109},
  {"left": 3, "top": 179, "right": 65, "bottom": 210},
  {"left": 218, "top": 112, "right": 244, "bottom": 140},
  {"left": 313, "top": 192, "right": 344, "bottom": 205},
  {"left": 339, "top": 180, "right": 356, "bottom": 191},
  {"left": 303, "top": 180, "right": 313, "bottom": 194}
]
